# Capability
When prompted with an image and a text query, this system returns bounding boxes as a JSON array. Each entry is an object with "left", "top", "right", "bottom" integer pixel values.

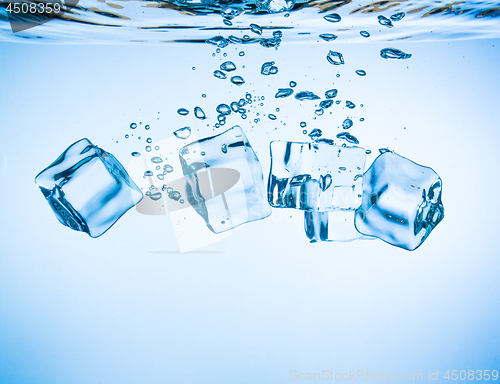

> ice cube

[
  {"left": 268, "top": 141, "right": 366, "bottom": 211},
  {"left": 35, "top": 138, "right": 143, "bottom": 238},
  {"left": 179, "top": 126, "right": 271, "bottom": 234},
  {"left": 304, "top": 210, "right": 372, "bottom": 242},
  {"left": 354, "top": 152, "right": 444, "bottom": 251}
]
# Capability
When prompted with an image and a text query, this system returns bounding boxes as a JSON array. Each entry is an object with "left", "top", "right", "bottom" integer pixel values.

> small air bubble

[{"left": 130, "top": 123, "right": 137, "bottom": 129}]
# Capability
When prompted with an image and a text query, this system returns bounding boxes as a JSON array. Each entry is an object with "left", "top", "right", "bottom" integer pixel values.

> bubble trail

[
  {"left": 151, "top": 156, "right": 163, "bottom": 164},
  {"left": 325, "top": 89, "right": 338, "bottom": 99},
  {"left": 275, "top": 88, "right": 294, "bottom": 98},
  {"left": 295, "top": 91, "right": 320, "bottom": 101},
  {"left": 336, "top": 132, "right": 359, "bottom": 144},
  {"left": 308, "top": 128, "right": 323, "bottom": 140},
  {"left": 261, "top": 61, "right": 278, "bottom": 75},
  {"left": 342, "top": 118, "right": 353, "bottom": 129},
  {"left": 260, "top": 36, "right": 281, "bottom": 48},
  {"left": 231, "top": 76, "right": 245, "bottom": 85},
  {"left": 220, "top": 61, "right": 236, "bottom": 72},
  {"left": 319, "top": 33, "right": 338, "bottom": 42},
  {"left": 216, "top": 104, "right": 231, "bottom": 115},
  {"left": 206, "top": 36, "right": 229, "bottom": 47},
  {"left": 378, "top": 15, "right": 393, "bottom": 28},
  {"left": 320, "top": 100, "right": 334, "bottom": 109},
  {"left": 174, "top": 127, "right": 192, "bottom": 139},
  {"left": 229, "top": 35, "right": 242, "bottom": 43},
  {"left": 380, "top": 48, "right": 412, "bottom": 59},
  {"left": 250, "top": 23, "right": 263, "bottom": 35},
  {"left": 194, "top": 107, "right": 206, "bottom": 119},
  {"left": 323, "top": 13, "right": 341, "bottom": 23},
  {"left": 327, "top": 51, "right": 344, "bottom": 65},
  {"left": 169, "top": 191, "right": 182, "bottom": 201},
  {"left": 390, "top": 12, "right": 405, "bottom": 21},
  {"left": 148, "top": 192, "right": 162, "bottom": 201}
]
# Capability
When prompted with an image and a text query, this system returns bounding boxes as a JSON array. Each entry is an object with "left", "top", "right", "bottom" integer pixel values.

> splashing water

[{"left": 4, "top": 0, "right": 500, "bottom": 44}]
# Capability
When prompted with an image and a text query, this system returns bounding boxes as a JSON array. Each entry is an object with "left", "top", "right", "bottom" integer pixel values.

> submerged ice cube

[
  {"left": 354, "top": 152, "right": 444, "bottom": 251},
  {"left": 268, "top": 141, "right": 366, "bottom": 211},
  {"left": 35, "top": 138, "right": 143, "bottom": 238},
  {"left": 305, "top": 211, "right": 371, "bottom": 242},
  {"left": 179, "top": 126, "right": 271, "bottom": 233}
]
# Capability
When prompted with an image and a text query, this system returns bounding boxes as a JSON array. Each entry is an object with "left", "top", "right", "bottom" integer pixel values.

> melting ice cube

[
  {"left": 35, "top": 138, "right": 143, "bottom": 238},
  {"left": 179, "top": 126, "right": 271, "bottom": 234},
  {"left": 354, "top": 151, "right": 445, "bottom": 251},
  {"left": 268, "top": 141, "right": 366, "bottom": 211}
]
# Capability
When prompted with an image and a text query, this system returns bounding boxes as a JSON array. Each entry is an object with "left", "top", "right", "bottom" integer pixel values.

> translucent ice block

[
  {"left": 179, "top": 126, "right": 271, "bottom": 234},
  {"left": 268, "top": 141, "right": 366, "bottom": 211},
  {"left": 35, "top": 138, "right": 143, "bottom": 238},
  {"left": 354, "top": 152, "right": 445, "bottom": 251},
  {"left": 304, "top": 211, "right": 372, "bottom": 242}
]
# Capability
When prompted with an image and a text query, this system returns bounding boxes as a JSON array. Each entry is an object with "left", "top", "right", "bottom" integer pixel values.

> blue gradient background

[{"left": 0, "top": 39, "right": 499, "bottom": 383}]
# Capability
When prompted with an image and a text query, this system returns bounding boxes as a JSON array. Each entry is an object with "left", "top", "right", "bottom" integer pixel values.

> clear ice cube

[
  {"left": 304, "top": 211, "right": 372, "bottom": 243},
  {"left": 179, "top": 126, "right": 271, "bottom": 234},
  {"left": 35, "top": 138, "right": 143, "bottom": 238},
  {"left": 268, "top": 141, "right": 366, "bottom": 211},
  {"left": 354, "top": 151, "right": 445, "bottom": 251}
]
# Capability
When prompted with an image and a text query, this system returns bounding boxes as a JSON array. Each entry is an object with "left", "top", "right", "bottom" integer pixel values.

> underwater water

[{"left": 1, "top": 2, "right": 500, "bottom": 383}]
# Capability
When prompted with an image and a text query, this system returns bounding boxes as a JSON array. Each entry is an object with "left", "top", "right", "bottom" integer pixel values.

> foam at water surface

[
  {"left": 268, "top": 141, "right": 366, "bottom": 211},
  {"left": 35, "top": 138, "right": 143, "bottom": 238},
  {"left": 179, "top": 125, "right": 271, "bottom": 234},
  {"left": 354, "top": 152, "right": 445, "bottom": 251}
]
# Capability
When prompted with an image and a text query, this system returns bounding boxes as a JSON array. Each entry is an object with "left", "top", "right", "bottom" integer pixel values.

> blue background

[{"left": 0, "top": 39, "right": 499, "bottom": 383}]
